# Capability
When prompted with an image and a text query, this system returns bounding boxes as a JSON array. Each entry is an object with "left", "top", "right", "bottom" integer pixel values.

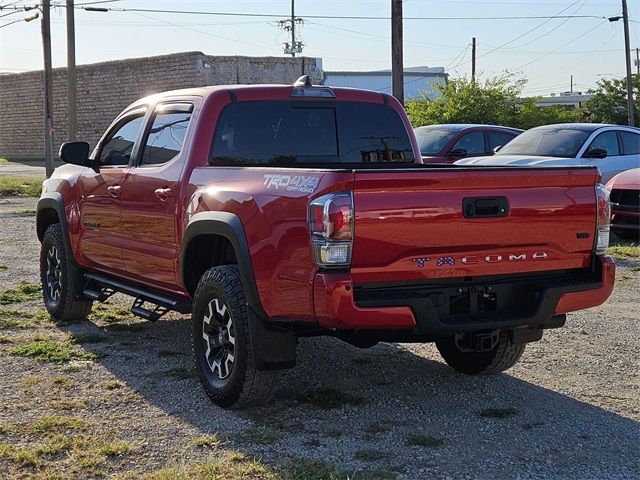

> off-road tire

[
  {"left": 40, "top": 223, "right": 92, "bottom": 322},
  {"left": 192, "top": 265, "right": 277, "bottom": 409},
  {"left": 436, "top": 332, "right": 525, "bottom": 375}
]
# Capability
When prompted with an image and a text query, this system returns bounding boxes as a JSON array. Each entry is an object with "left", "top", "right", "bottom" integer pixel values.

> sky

[{"left": 0, "top": 0, "right": 639, "bottom": 97}]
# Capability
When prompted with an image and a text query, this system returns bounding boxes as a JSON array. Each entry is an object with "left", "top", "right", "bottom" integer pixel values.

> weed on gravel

[
  {"left": 71, "top": 332, "right": 108, "bottom": 344},
  {"left": 478, "top": 407, "right": 519, "bottom": 419},
  {"left": 355, "top": 448, "right": 392, "bottom": 462},
  {"left": 191, "top": 434, "right": 223, "bottom": 449},
  {"left": 0, "top": 282, "right": 41, "bottom": 305},
  {"left": 10, "top": 337, "right": 96, "bottom": 364},
  {"left": 296, "top": 387, "right": 367, "bottom": 409},
  {"left": 0, "top": 177, "right": 42, "bottom": 197},
  {"left": 405, "top": 433, "right": 445, "bottom": 447}
]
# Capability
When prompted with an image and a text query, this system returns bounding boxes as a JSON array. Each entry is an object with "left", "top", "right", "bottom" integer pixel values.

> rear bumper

[{"left": 313, "top": 255, "right": 615, "bottom": 333}]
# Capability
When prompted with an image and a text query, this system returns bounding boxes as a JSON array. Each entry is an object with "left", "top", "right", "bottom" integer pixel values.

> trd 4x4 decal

[{"left": 263, "top": 174, "right": 319, "bottom": 194}]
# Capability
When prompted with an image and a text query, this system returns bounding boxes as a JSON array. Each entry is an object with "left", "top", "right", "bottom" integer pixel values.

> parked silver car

[{"left": 455, "top": 123, "right": 640, "bottom": 183}]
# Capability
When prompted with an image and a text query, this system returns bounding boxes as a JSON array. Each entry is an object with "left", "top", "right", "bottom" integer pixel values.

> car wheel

[
  {"left": 436, "top": 331, "right": 525, "bottom": 375},
  {"left": 192, "top": 265, "right": 277, "bottom": 409},
  {"left": 40, "top": 224, "right": 92, "bottom": 322}
]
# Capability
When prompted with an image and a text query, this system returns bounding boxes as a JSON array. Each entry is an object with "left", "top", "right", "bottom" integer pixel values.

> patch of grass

[
  {"left": 0, "top": 424, "right": 7, "bottom": 435},
  {"left": 241, "top": 425, "right": 279, "bottom": 445},
  {"left": 608, "top": 243, "right": 640, "bottom": 259},
  {"left": 10, "top": 338, "right": 96, "bottom": 364},
  {"left": 478, "top": 407, "right": 519, "bottom": 419},
  {"left": 106, "top": 322, "right": 145, "bottom": 332},
  {"left": 0, "top": 176, "right": 42, "bottom": 197},
  {"left": 166, "top": 366, "right": 197, "bottom": 380},
  {"left": 144, "top": 451, "right": 275, "bottom": 480},
  {"left": 0, "top": 264, "right": 7, "bottom": 270},
  {"left": 51, "top": 375, "right": 74, "bottom": 389},
  {"left": 355, "top": 449, "right": 391, "bottom": 462},
  {"left": 0, "top": 443, "right": 41, "bottom": 468},
  {"left": 71, "top": 332, "right": 107, "bottom": 344},
  {"left": 95, "top": 440, "right": 134, "bottom": 457},
  {"left": 405, "top": 433, "right": 445, "bottom": 448},
  {"left": 102, "top": 379, "right": 125, "bottom": 390},
  {"left": 296, "top": 387, "right": 367, "bottom": 410},
  {"left": 0, "top": 335, "right": 14, "bottom": 343},
  {"left": 0, "top": 282, "right": 41, "bottom": 305},
  {"left": 36, "top": 434, "right": 72, "bottom": 455},
  {"left": 28, "top": 414, "right": 90, "bottom": 435},
  {"left": 364, "top": 422, "right": 389, "bottom": 434},
  {"left": 91, "top": 304, "right": 133, "bottom": 324},
  {"left": 0, "top": 157, "right": 8, "bottom": 163},
  {"left": 48, "top": 398, "right": 87, "bottom": 410},
  {"left": 191, "top": 434, "right": 222, "bottom": 448}
]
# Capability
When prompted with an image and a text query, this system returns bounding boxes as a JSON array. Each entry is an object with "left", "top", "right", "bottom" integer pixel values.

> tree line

[{"left": 405, "top": 73, "right": 640, "bottom": 129}]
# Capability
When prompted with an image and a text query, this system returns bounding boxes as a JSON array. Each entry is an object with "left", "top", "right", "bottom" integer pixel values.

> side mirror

[
  {"left": 583, "top": 147, "right": 608, "bottom": 159},
  {"left": 493, "top": 145, "right": 502, "bottom": 154},
  {"left": 449, "top": 147, "right": 468, "bottom": 157},
  {"left": 59, "top": 141, "right": 91, "bottom": 166}
]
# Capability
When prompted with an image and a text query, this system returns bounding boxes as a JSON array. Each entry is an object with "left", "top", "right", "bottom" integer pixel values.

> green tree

[
  {"left": 582, "top": 76, "right": 640, "bottom": 126},
  {"left": 406, "top": 74, "right": 580, "bottom": 129}
]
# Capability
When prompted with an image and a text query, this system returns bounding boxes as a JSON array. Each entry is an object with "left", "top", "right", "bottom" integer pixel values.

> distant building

[
  {"left": 536, "top": 92, "right": 592, "bottom": 109},
  {"left": 323, "top": 66, "right": 447, "bottom": 100}
]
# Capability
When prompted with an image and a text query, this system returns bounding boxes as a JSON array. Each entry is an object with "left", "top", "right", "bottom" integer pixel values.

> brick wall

[{"left": 0, "top": 51, "right": 322, "bottom": 159}]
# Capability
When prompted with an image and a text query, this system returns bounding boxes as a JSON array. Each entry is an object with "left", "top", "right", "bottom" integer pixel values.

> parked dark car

[
  {"left": 607, "top": 168, "right": 640, "bottom": 240},
  {"left": 414, "top": 124, "right": 523, "bottom": 164}
]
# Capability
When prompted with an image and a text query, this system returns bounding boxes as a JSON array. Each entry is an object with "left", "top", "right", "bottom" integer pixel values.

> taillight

[
  {"left": 595, "top": 183, "right": 611, "bottom": 253},
  {"left": 309, "top": 192, "right": 353, "bottom": 268}
]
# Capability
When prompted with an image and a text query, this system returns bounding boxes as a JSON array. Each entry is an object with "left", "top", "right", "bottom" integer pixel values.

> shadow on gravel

[{"left": 61, "top": 316, "right": 640, "bottom": 478}]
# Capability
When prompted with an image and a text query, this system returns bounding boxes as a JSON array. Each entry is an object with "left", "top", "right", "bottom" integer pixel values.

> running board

[{"left": 84, "top": 272, "right": 192, "bottom": 316}]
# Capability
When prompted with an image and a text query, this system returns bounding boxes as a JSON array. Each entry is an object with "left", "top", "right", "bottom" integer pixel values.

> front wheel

[
  {"left": 436, "top": 332, "right": 525, "bottom": 375},
  {"left": 39, "top": 224, "right": 92, "bottom": 322},
  {"left": 192, "top": 265, "right": 277, "bottom": 409}
]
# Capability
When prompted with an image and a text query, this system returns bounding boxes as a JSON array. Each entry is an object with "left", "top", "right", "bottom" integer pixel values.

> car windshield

[
  {"left": 497, "top": 127, "right": 591, "bottom": 158},
  {"left": 415, "top": 128, "right": 458, "bottom": 155}
]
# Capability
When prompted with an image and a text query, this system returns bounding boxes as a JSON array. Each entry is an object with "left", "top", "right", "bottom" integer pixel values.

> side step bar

[{"left": 84, "top": 272, "right": 192, "bottom": 321}]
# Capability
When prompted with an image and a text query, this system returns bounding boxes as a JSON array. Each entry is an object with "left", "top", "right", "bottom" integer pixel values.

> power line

[{"left": 55, "top": 4, "right": 606, "bottom": 21}]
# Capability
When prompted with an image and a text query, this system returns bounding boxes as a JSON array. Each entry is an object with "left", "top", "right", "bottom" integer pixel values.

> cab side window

[
  {"left": 587, "top": 131, "right": 619, "bottom": 156},
  {"left": 140, "top": 109, "right": 192, "bottom": 166},
  {"left": 488, "top": 131, "right": 517, "bottom": 151},
  {"left": 99, "top": 115, "right": 145, "bottom": 167},
  {"left": 451, "top": 132, "right": 485, "bottom": 155},
  {"left": 619, "top": 131, "right": 640, "bottom": 155}
]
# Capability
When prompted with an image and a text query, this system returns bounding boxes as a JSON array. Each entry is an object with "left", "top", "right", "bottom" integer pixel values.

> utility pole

[
  {"left": 622, "top": 0, "right": 635, "bottom": 126},
  {"left": 42, "top": 0, "right": 54, "bottom": 177},
  {"left": 570, "top": 74, "right": 573, "bottom": 94},
  {"left": 391, "top": 0, "right": 404, "bottom": 105},
  {"left": 66, "top": 0, "right": 76, "bottom": 141},
  {"left": 636, "top": 48, "right": 639, "bottom": 77},
  {"left": 279, "top": 0, "right": 302, "bottom": 56},
  {"left": 471, "top": 37, "right": 476, "bottom": 81}
]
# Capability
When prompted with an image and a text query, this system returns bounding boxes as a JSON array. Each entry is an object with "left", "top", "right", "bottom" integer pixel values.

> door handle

[
  {"left": 154, "top": 187, "right": 172, "bottom": 200},
  {"left": 107, "top": 185, "right": 121, "bottom": 197}
]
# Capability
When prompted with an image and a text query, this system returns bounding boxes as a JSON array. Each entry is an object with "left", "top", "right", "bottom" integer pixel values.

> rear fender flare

[
  {"left": 36, "top": 193, "right": 74, "bottom": 263},
  {"left": 180, "top": 212, "right": 267, "bottom": 319}
]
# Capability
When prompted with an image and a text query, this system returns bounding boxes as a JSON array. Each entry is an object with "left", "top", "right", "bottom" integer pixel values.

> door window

[
  {"left": 140, "top": 111, "right": 192, "bottom": 166},
  {"left": 451, "top": 132, "right": 485, "bottom": 155},
  {"left": 587, "top": 131, "right": 619, "bottom": 156},
  {"left": 619, "top": 131, "right": 640, "bottom": 155},
  {"left": 488, "top": 131, "right": 517, "bottom": 151},
  {"left": 99, "top": 115, "right": 145, "bottom": 166}
]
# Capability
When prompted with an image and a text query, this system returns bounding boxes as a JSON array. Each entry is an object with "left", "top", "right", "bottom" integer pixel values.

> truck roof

[{"left": 128, "top": 84, "right": 389, "bottom": 110}]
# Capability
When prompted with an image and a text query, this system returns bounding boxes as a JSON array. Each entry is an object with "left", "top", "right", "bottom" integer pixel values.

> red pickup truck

[{"left": 36, "top": 77, "right": 615, "bottom": 408}]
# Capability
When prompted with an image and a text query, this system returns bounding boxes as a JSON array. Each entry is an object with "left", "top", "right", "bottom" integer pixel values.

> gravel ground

[{"left": 0, "top": 196, "right": 638, "bottom": 479}]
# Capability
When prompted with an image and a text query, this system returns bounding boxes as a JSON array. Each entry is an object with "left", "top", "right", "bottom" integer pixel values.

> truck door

[
  {"left": 119, "top": 103, "right": 192, "bottom": 291},
  {"left": 77, "top": 112, "right": 145, "bottom": 273}
]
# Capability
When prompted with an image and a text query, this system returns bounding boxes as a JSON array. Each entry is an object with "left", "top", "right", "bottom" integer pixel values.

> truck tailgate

[{"left": 351, "top": 167, "right": 599, "bottom": 284}]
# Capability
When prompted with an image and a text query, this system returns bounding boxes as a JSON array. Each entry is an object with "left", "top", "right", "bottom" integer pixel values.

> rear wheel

[
  {"left": 40, "top": 224, "right": 92, "bottom": 322},
  {"left": 192, "top": 265, "right": 277, "bottom": 409},
  {"left": 436, "top": 331, "right": 525, "bottom": 375}
]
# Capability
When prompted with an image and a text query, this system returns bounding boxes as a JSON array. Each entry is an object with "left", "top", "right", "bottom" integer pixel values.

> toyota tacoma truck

[{"left": 36, "top": 77, "right": 615, "bottom": 408}]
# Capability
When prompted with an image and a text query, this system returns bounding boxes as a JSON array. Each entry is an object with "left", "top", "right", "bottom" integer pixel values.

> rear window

[{"left": 210, "top": 100, "right": 414, "bottom": 166}]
